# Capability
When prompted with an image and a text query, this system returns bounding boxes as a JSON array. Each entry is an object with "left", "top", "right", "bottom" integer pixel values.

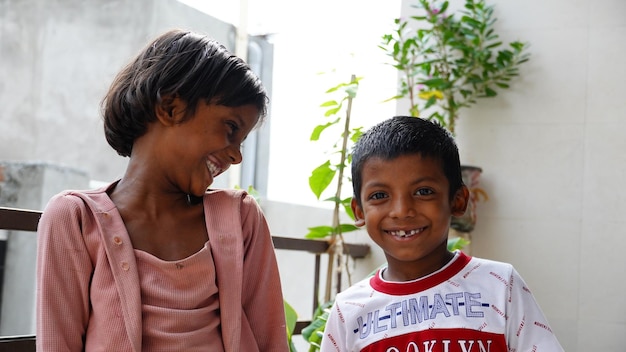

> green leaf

[
  {"left": 305, "top": 225, "right": 334, "bottom": 239},
  {"left": 284, "top": 300, "right": 298, "bottom": 329},
  {"left": 328, "top": 195, "right": 355, "bottom": 220},
  {"left": 440, "top": 1, "right": 449, "bottom": 12},
  {"left": 322, "top": 196, "right": 341, "bottom": 204},
  {"left": 284, "top": 300, "right": 298, "bottom": 352},
  {"left": 467, "top": 74, "right": 483, "bottom": 84},
  {"left": 484, "top": 87, "right": 497, "bottom": 97},
  {"left": 309, "top": 161, "right": 336, "bottom": 199},
  {"left": 485, "top": 41, "right": 502, "bottom": 49},
  {"left": 310, "top": 119, "right": 339, "bottom": 141},
  {"left": 343, "top": 203, "right": 355, "bottom": 220},
  {"left": 324, "top": 105, "right": 342, "bottom": 117},
  {"left": 350, "top": 128, "right": 363, "bottom": 143},
  {"left": 461, "top": 16, "right": 482, "bottom": 29},
  {"left": 510, "top": 41, "right": 525, "bottom": 50},
  {"left": 419, "top": 78, "right": 451, "bottom": 89},
  {"left": 381, "top": 94, "right": 405, "bottom": 103},
  {"left": 337, "top": 223, "right": 359, "bottom": 234},
  {"left": 302, "top": 300, "right": 334, "bottom": 348},
  {"left": 303, "top": 321, "right": 326, "bottom": 344},
  {"left": 459, "top": 89, "right": 472, "bottom": 98},
  {"left": 320, "top": 100, "right": 339, "bottom": 108},
  {"left": 423, "top": 95, "right": 438, "bottom": 110},
  {"left": 448, "top": 236, "right": 470, "bottom": 251},
  {"left": 325, "top": 81, "right": 353, "bottom": 94}
]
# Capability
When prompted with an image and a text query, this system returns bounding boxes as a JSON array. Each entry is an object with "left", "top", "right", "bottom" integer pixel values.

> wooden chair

[{"left": 0, "top": 335, "right": 36, "bottom": 352}]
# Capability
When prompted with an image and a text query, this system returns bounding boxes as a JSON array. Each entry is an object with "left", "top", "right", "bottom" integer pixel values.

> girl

[{"left": 36, "top": 29, "right": 288, "bottom": 351}]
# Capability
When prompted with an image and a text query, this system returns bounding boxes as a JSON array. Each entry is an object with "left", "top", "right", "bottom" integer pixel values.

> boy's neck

[{"left": 383, "top": 250, "right": 456, "bottom": 282}]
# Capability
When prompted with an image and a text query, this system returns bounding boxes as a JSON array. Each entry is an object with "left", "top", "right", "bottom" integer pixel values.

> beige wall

[
  {"left": 398, "top": 0, "right": 625, "bottom": 351},
  {"left": 262, "top": 1, "right": 626, "bottom": 350}
]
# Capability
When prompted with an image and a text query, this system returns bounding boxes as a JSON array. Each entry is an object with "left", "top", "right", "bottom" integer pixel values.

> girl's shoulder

[{"left": 204, "top": 188, "right": 260, "bottom": 211}]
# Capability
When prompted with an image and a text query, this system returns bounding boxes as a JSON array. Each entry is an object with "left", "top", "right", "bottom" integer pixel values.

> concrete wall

[
  {"left": 397, "top": 1, "right": 626, "bottom": 351},
  {"left": 0, "top": 0, "right": 236, "bottom": 184}
]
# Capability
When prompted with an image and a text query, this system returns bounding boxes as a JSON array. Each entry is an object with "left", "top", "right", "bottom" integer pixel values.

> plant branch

[{"left": 381, "top": 0, "right": 530, "bottom": 135}]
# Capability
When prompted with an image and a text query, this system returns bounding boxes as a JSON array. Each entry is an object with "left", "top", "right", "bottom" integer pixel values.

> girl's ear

[
  {"left": 351, "top": 198, "right": 366, "bottom": 227},
  {"left": 451, "top": 185, "right": 470, "bottom": 217},
  {"left": 155, "top": 95, "right": 186, "bottom": 126}
]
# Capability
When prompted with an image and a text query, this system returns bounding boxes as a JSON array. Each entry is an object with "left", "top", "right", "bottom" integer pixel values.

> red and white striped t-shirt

[{"left": 321, "top": 252, "right": 564, "bottom": 352}]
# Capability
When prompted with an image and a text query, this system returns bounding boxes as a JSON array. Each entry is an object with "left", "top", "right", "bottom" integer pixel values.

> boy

[{"left": 320, "top": 116, "right": 563, "bottom": 351}]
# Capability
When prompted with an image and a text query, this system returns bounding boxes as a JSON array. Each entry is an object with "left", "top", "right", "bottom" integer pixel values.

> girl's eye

[
  {"left": 227, "top": 121, "right": 240, "bottom": 134},
  {"left": 368, "top": 192, "right": 387, "bottom": 200},
  {"left": 416, "top": 188, "right": 434, "bottom": 196}
]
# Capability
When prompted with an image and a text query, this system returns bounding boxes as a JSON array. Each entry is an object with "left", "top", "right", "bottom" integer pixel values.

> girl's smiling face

[
  {"left": 156, "top": 98, "right": 259, "bottom": 197},
  {"left": 351, "top": 153, "right": 468, "bottom": 281}
]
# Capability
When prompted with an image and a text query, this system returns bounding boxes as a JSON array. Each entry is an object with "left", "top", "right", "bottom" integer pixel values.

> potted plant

[{"left": 379, "top": 0, "right": 530, "bottom": 233}]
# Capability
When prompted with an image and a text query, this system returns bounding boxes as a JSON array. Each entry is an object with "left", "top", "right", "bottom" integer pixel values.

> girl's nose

[{"left": 227, "top": 145, "right": 243, "bottom": 165}]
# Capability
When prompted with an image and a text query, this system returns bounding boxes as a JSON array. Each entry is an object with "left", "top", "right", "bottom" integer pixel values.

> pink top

[
  {"left": 135, "top": 241, "right": 223, "bottom": 351},
  {"left": 36, "top": 183, "right": 288, "bottom": 352}
]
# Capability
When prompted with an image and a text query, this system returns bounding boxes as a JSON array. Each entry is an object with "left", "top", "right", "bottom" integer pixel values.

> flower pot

[{"left": 451, "top": 165, "right": 483, "bottom": 233}]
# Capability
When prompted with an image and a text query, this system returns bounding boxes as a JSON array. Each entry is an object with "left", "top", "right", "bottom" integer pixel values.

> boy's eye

[
  {"left": 368, "top": 192, "right": 387, "bottom": 200},
  {"left": 415, "top": 188, "right": 434, "bottom": 196}
]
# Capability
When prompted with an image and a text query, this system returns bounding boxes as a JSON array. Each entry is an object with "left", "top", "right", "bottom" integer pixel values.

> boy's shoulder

[
  {"left": 458, "top": 254, "right": 517, "bottom": 283},
  {"left": 333, "top": 272, "right": 378, "bottom": 303},
  {"left": 466, "top": 254, "right": 516, "bottom": 273},
  {"left": 466, "top": 254, "right": 515, "bottom": 269}
]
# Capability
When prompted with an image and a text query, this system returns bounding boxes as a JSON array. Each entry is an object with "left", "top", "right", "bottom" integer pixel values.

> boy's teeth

[{"left": 391, "top": 229, "right": 421, "bottom": 238}]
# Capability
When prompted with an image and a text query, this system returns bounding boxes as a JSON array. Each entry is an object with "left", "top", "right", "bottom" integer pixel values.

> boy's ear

[
  {"left": 451, "top": 185, "right": 470, "bottom": 217},
  {"left": 155, "top": 95, "right": 185, "bottom": 125},
  {"left": 351, "top": 198, "right": 366, "bottom": 227}
]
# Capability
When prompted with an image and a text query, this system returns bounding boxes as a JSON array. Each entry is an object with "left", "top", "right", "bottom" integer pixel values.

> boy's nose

[{"left": 389, "top": 196, "right": 416, "bottom": 219}]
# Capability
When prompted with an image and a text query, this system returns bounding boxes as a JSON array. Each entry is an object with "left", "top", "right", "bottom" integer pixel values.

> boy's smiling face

[{"left": 351, "top": 153, "right": 469, "bottom": 281}]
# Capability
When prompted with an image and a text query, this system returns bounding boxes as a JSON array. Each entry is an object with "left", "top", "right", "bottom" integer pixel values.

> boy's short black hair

[
  {"left": 351, "top": 116, "right": 463, "bottom": 206},
  {"left": 101, "top": 29, "right": 268, "bottom": 157}
]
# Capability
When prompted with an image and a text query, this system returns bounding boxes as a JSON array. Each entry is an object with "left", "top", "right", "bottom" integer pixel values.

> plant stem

[{"left": 324, "top": 74, "right": 356, "bottom": 301}]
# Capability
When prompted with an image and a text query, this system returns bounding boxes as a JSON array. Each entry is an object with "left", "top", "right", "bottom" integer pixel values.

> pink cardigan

[{"left": 36, "top": 183, "right": 288, "bottom": 351}]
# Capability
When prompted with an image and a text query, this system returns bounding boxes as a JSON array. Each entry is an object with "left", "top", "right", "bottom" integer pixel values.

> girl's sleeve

[
  {"left": 505, "top": 267, "right": 565, "bottom": 351},
  {"left": 239, "top": 194, "right": 289, "bottom": 351},
  {"left": 36, "top": 194, "right": 93, "bottom": 351}
]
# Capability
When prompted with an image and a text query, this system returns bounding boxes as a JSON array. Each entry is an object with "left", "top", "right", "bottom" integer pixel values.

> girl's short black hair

[
  {"left": 101, "top": 29, "right": 268, "bottom": 157},
  {"left": 351, "top": 116, "right": 463, "bottom": 206}
]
